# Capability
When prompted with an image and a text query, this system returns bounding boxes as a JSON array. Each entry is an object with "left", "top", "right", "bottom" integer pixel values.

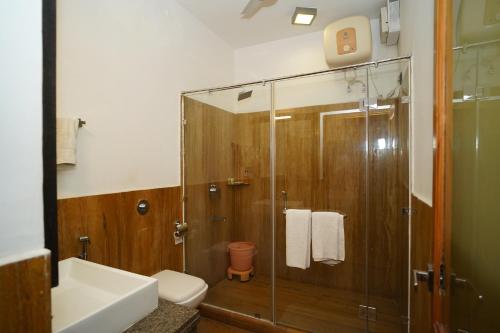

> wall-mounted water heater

[{"left": 323, "top": 16, "right": 372, "bottom": 68}]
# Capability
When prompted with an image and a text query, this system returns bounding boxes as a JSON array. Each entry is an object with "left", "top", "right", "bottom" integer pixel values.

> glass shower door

[
  {"left": 366, "top": 59, "right": 411, "bottom": 333},
  {"left": 273, "top": 69, "right": 369, "bottom": 332},
  {"left": 451, "top": 40, "right": 500, "bottom": 333},
  {"left": 182, "top": 83, "right": 273, "bottom": 321}
]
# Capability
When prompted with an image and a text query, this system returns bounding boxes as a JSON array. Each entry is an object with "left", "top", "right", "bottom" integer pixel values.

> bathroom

[{"left": 1, "top": 0, "right": 499, "bottom": 332}]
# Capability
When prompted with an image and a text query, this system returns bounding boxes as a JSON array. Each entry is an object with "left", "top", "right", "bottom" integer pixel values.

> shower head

[{"left": 238, "top": 90, "right": 253, "bottom": 101}]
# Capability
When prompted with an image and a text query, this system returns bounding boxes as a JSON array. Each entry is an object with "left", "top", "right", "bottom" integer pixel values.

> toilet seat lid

[{"left": 152, "top": 270, "right": 206, "bottom": 303}]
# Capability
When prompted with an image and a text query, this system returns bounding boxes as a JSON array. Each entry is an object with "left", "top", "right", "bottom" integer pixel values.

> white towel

[
  {"left": 312, "top": 212, "right": 345, "bottom": 266},
  {"left": 56, "top": 118, "right": 79, "bottom": 165},
  {"left": 286, "top": 209, "right": 312, "bottom": 269}
]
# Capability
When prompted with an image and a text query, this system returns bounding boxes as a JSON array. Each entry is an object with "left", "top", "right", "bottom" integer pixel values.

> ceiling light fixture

[{"left": 292, "top": 7, "right": 317, "bottom": 25}]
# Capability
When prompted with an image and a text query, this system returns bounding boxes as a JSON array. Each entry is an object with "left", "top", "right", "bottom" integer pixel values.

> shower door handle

[
  {"left": 413, "top": 263, "right": 434, "bottom": 293},
  {"left": 175, "top": 220, "right": 188, "bottom": 237}
]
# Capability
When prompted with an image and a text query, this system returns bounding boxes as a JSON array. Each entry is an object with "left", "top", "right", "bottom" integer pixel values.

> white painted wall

[
  {"left": 57, "top": 0, "right": 234, "bottom": 198},
  {"left": 192, "top": 62, "right": 404, "bottom": 114},
  {"left": 399, "top": 0, "right": 435, "bottom": 206},
  {"left": 191, "top": 19, "right": 399, "bottom": 113},
  {"left": 0, "top": 0, "right": 45, "bottom": 257},
  {"left": 227, "top": 18, "right": 402, "bottom": 112},
  {"left": 58, "top": 4, "right": 435, "bottom": 204},
  {"left": 234, "top": 19, "right": 397, "bottom": 82}
]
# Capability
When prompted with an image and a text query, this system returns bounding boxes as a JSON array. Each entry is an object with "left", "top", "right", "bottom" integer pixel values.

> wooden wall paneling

[
  {"left": 182, "top": 97, "right": 410, "bottom": 327},
  {"left": 233, "top": 111, "right": 271, "bottom": 278},
  {"left": 323, "top": 109, "right": 367, "bottom": 292},
  {"left": 221, "top": 101, "right": 408, "bottom": 302},
  {"left": 57, "top": 186, "right": 183, "bottom": 277},
  {"left": 273, "top": 103, "right": 369, "bottom": 293},
  {"left": 0, "top": 253, "right": 51, "bottom": 333},
  {"left": 367, "top": 101, "right": 408, "bottom": 322},
  {"left": 206, "top": 103, "right": 234, "bottom": 283},
  {"left": 365, "top": 100, "right": 411, "bottom": 332},
  {"left": 57, "top": 196, "right": 88, "bottom": 261},
  {"left": 184, "top": 97, "right": 211, "bottom": 281},
  {"left": 183, "top": 97, "right": 234, "bottom": 286},
  {"left": 82, "top": 194, "right": 121, "bottom": 268},
  {"left": 119, "top": 189, "right": 163, "bottom": 276},
  {"left": 161, "top": 186, "right": 183, "bottom": 272}
]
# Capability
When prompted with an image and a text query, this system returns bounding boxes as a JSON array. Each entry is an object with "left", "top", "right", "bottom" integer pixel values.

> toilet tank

[{"left": 323, "top": 16, "right": 372, "bottom": 68}]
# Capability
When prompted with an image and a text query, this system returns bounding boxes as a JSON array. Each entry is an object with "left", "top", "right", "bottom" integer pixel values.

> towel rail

[{"left": 281, "top": 190, "right": 348, "bottom": 218}]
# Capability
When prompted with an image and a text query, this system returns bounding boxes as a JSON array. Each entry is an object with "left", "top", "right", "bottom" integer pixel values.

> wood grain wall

[
  {"left": 57, "top": 186, "right": 183, "bottom": 276},
  {"left": 233, "top": 111, "right": 271, "bottom": 278},
  {"left": 274, "top": 103, "right": 367, "bottom": 292},
  {"left": 0, "top": 252, "right": 51, "bottom": 333},
  {"left": 273, "top": 101, "right": 409, "bottom": 303},
  {"left": 184, "top": 98, "right": 235, "bottom": 286},
  {"left": 183, "top": 97, "right": 410, "bottom": 314}
]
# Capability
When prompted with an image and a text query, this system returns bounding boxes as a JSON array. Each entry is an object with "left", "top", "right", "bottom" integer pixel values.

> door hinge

[
  {"left": 402, "top": 207, "right": 417, "bottom": 216},
  {"left": 358, "top": 305, "right": 377, "bottom": 321},
  {"left": 439, "top": 262, "right": 446, "bottom": 292}
]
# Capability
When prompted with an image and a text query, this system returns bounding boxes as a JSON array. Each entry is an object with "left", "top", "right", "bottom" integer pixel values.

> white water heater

[{"left": 323, "top": 16, "right": 372, "bottom": 68}]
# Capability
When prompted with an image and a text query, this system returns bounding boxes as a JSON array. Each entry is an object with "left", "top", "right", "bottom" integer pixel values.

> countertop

[{"left": 125, "top": 299, "right": 200, "bottom": 333}]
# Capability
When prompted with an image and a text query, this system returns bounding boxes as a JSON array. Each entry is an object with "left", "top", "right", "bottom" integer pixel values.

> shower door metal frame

[
  {"left": 182, "top": 56, "right": 412, "bottom": 96},
  {"left": 180, "top": 55, "right": 413, "bottom": 328}
]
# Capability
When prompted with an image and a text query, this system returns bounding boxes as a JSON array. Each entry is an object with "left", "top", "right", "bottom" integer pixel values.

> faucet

[{"left": 78, "top": 236, "right": 90, "bottom": 260}]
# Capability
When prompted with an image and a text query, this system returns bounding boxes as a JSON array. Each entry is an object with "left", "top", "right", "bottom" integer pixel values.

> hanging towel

[
  {"left": 312, "top": 211, "right": 345, "bottom": 266},
  {"left": 56, "top": 118, "right": 79, "bottom": 165},
  {"left": 286, "top": 209, "right": 312, "bottom": 269}
]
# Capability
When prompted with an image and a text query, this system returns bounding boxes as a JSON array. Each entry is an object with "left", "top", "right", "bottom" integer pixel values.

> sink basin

[{"left": 51, "top": 258, "right": 158, "bottom": 333}]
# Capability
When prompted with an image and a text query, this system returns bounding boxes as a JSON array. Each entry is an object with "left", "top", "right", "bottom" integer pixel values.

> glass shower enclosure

[{"left": 181, "top": 57, "right": 412, "bottom": 333}]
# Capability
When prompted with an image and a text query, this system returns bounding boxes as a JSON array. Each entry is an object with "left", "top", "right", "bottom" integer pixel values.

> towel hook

[{"left": 78, "top": 118, "right": 86, "bottom": 128}]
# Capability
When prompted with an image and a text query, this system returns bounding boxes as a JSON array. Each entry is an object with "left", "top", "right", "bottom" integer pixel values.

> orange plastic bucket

[{"left": 227, "top": 241, "right": 256, "bottom": 271}]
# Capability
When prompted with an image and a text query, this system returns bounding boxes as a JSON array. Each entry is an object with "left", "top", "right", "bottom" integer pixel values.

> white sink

[{"left": 51, "top": 258, "right": 158, "bottom": 333}]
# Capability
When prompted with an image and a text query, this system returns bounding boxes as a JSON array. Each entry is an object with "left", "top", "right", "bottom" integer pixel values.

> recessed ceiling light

[{"left": 292, "top": 7, "right": 317, "bottom": 25}]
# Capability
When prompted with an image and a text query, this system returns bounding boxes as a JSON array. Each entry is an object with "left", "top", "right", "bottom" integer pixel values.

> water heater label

[{"left": 336, "top": 28, "right": 357, "bottom": 55}]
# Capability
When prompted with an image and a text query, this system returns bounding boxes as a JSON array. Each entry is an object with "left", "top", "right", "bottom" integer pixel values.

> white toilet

[{"left": 152, "top": 270, "right": 208, "bottom": 308}]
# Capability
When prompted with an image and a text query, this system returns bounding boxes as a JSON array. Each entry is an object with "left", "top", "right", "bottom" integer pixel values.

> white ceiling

[{"left": 176, "top": 0, "right": 386, "bottom": 48}]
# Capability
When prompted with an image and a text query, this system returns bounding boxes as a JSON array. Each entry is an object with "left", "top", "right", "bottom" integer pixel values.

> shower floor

[{"left": 204, "top": 276, "right": 404, "bottom": 333}]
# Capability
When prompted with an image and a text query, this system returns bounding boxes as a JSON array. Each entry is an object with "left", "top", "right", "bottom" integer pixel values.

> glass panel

[
  {"left": 182, "top": 83, "right": 272, "bottom": 320},
  {"left": 367, "top": 59, "right": 411, "bottom": 333},
  {"left": 273, "top": 69, "right": 369, "bottom": 332},
  {"left": 451, "top": 39, "right": 500, "bottom": 332}
]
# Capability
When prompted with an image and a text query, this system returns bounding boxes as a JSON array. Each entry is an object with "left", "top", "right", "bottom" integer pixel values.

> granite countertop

[{"left": 125, "top": 299, "right": 200, "bottom": 333}]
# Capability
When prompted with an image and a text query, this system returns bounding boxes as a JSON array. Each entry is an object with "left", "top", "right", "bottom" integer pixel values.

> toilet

[{"left": 152, "top": 270, "right": 208, "bottom": 308}]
